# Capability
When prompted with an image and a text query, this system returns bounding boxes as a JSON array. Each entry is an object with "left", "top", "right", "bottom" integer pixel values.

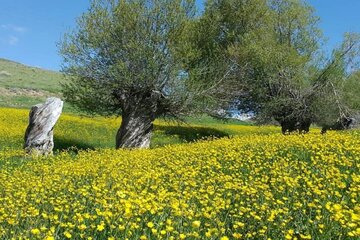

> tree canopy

[
  {"left": 60, "top": 0, "right": 360, "bottom": 148},
  {"left": 60, "top": 0, "right": 196, "bottom": 115},
  {"left": 60, "top": 0, "right": 235, "bottom": 148},
  {"left": 190, "top": 0, "right": 360, "bottom": 132}
]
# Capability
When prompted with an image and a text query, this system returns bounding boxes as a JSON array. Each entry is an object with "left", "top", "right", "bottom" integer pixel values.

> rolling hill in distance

[{"left": 0, "top": 58, "right": 64, "bottom": 109}]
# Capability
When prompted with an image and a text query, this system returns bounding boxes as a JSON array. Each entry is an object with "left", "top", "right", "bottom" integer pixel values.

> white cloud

[
  {"left": 0, "top": 24, "right": 28, "bottom": 46},
  {"left": 1, "top": 24, "right": 27, "bottom": 33},
  {"left": 0, "top": 35, "right": 19, "bottom": 46},
  {"left": 8, "top": 36, "right": 19, "bottom": 45}
]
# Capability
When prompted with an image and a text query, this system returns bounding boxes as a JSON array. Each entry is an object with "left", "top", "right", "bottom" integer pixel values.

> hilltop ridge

[{"left": 0, "top": 58, "right": 64, "bottom": 108}]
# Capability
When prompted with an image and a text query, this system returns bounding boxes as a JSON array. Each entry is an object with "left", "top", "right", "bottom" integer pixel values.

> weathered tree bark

[
  {"left": 279, "top": 119, "right": 311, "bottom": 134},
  {"left": 116, "top": 108, "right": 154, "bottom": 149},
  {"left": 115, "top": 91, "right": 162, "bottom": 149},
  {"left": 321, "top": 117, "right": 355, "bottom": 134},
  {"left": 24, "top": 97, "right": 63, "bottom": 155},
  {"left": 274, "top": 113, "right": 312, "bottom": 134}
]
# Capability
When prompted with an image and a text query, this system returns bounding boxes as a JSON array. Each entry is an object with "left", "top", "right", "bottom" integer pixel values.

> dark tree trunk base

[
  {"left": 279, "top": 119, "right": 311, "bottom": 134},
  {"left": 115, "top": 91, "right": 161, "bottom": 149},
  {"left": 321, "top": 117, "right": 355, "bottom": 134},
  {"left": 116, "top": 114, "right": 153, "bottom": 149}
]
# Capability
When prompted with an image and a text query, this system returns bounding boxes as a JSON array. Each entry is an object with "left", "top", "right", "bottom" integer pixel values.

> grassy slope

[
  {"left": 0, "top": 108, "right": 275, "bottom": 150},
  {"left": 0, "top": 58, "right": 64, "bottom": 108},
  {"left": 0, "top": 108, "right": 358, "bottom": 239},
  {"left": 0, "top": 58, "right": 62, "bottom": 92}
]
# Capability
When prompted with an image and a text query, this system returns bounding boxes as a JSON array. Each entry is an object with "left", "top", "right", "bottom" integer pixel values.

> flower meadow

[{"left": 0, "top": 108, "right": 359, "bottom": 239}]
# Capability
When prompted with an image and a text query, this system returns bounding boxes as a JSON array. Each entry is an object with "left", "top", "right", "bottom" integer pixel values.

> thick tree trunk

[
  {"left": 116, "top": 110, "right": 154, "bottom": 149},
  {"left": 115, "top": 91, "right": 162, "bottom": 149},
  {"left": 321, "top": 117, "right": 355, "bottom": 134},
  {"left": 278, "top": 119, "right": 311, "bottom": 134}
]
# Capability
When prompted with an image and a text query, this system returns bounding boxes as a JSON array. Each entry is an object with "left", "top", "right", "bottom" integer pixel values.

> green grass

[
  {"left": 0, "top": 108, "right": 264, "bottom": 152},
  {"left": 0, "top": 118, "right": 358, "bottom": 239},
  {"left": 0, "top": 95, "right": 44, "bottom": 108},
  {"left": 0, "top": 58, "right": 63, "bottom": 92},
  {"left": 184, "top": 114, "right": 252, "bottom": 125},
  {"left": 0, "top": 58, "right": 65, "bottom": 109}
]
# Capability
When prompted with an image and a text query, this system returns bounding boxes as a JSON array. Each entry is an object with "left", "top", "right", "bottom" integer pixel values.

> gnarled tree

[
  {"left": 231, "top": 0, "right": 322, "bottom": 132},
  {"left": 60, "top": 0, "right": 206, "bottom": 148},
  {"left": 310, "top": 33, "right": 360, "bottom": 132},
  {"left": 196, "top": 0, "right": 360, "bottom": 133}
]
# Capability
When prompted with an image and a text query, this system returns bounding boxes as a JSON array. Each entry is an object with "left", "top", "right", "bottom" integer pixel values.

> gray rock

[{"left": 24, "top": 97, "right": 63, "bottom": 155}]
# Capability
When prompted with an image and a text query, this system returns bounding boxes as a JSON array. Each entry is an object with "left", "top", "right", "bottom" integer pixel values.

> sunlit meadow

[{"left": 0, "top": 108, "right": 359, "bottom": 239}]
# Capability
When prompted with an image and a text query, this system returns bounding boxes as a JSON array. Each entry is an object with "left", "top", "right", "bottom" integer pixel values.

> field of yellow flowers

[{"left": 0, "top": 108, "right": 359, "bottom": 239}]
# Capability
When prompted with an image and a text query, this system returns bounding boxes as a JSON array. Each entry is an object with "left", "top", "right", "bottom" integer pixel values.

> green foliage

[
  {"left": 343, "top": 71, "right": 360, "bottom": 110},
  {"left": 184, "top": 0, "right": 325, "bottom": 122},
  {"left": 191, "top": 0, "right": 360, "bottom": 129},
  {"left": 311, "top": 33, "right": 360, "bottom": 126},
  {"left": 60, "top": 0, "right": 198, "bottom": 117},
  {"left": 183, "top": 0, "right": 272, "bottom": 112},
  {"left": 232, "top": 0, "right": 322, "bottom": 120}
]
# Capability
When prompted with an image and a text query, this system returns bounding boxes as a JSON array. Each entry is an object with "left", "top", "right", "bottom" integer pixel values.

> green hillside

[{"left": 0, "top": 58, "right": 64, "bottom": 108}]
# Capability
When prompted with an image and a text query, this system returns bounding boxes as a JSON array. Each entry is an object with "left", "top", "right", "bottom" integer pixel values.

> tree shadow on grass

[
  {"left": 154, "top": 125, "right": 229, "bottom": 142},
  {"left": 53, "top": 137, "right": 96, "bottom": 153},
  {"left": 52, "top": 125, "right": 229, "bottom": 152}
]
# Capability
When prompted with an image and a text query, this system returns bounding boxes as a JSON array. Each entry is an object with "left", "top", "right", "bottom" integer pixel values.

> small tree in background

[
  {"left": 194, "top": 0, "right": 360, "bottom": 133},
  {"left": 190, "top": 0, "right": 323, "bottom": 131},
  {"left": 183, "top": 0, "right": 272, "bottom": 116},
  {"left": 311, "top": 33, "right": 360, "bottom": 129}
]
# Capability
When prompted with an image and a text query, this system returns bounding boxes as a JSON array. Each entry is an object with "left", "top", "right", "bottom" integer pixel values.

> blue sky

[{"left": 0, "top": 0, "right": 359, "bottom": 71}]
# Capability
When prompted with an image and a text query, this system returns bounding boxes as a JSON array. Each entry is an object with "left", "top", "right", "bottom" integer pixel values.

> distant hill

[{"left": 0, "top": 58, "right": 65, "bottom": 109}]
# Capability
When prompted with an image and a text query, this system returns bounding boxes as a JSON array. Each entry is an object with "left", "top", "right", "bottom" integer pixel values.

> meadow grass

[
  {"left": 0, "top": 108, "right": 271, "bottom": 150},
  {"left": 0, "top": 58, "right": 63, "bottom": 93},
  {"left": 0, "top": 108, "right": 359, "bottom": 239},
  {"left": 0, "top": 58, "right": 65, "bottom": 109}
]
